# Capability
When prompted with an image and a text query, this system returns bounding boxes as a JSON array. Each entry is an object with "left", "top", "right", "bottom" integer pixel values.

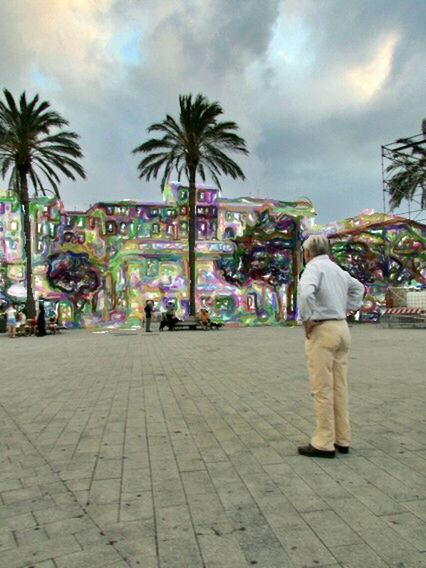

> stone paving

[{"left": 0, "top": 324, "right": 425, "bottom": 568}]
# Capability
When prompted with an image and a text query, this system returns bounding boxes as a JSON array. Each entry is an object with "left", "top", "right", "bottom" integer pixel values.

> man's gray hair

[{"left": 303, "top": 235, "right": 330, "bottom": 257}]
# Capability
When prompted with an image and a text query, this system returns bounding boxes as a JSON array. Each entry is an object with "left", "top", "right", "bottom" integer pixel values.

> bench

[
  {"left": 173, "top": 316, "right": 203, "bottom": 331},
  {"left": 159, "top": 315, "right": 224, "bottom": 331},
  {"left": 17, "top": 320, "right": 65, "bottom": 336},
  {"left": 173, "top": 317, "right": 224, "bottom": 331}
]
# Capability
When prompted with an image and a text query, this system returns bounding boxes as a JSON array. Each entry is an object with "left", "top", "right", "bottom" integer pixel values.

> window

[
  {"left": 146, "top": 259, "right": 159, "bottom": 278},
  {"left": 166, "top": 224, "right": 176, "bottom": 238},
  {"left": 215, "top": 295, "right": 235, "bottom": 314},
  {"left": 178, "top": 188, "right": 188, "bottom": 203},
  {"left": 247, "top": 293, "right": 257, "bottom": 312},
  {"left": 9, "top": 220, "right": 19, "bottom": 233},
  {"left": 224, "top": 227, "right": 235, "bottom": 239},
  {"left": 105, "top": 221, "right": 117, "bottom": 235}
]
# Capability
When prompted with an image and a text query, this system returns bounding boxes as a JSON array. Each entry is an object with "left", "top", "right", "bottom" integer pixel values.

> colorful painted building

[
  {"left": 312, "top": 212, "right": 426, "bottom": 321},
  {"left": 0, "top": 183, "right": 315, "bottom": 327}
]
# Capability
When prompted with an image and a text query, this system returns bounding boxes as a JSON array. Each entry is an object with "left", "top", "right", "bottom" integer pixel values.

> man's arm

[
  {"left": 299, "top": 264, "right": 320, "bottom": 321},
  {"left": 299, "top": 265, "right": 322, "bottom": 338},
  {"left": 346, "top": 274, "right": 365, "bottom": 311}
]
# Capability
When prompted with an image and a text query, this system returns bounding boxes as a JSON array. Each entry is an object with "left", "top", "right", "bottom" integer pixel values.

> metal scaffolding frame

[{"left": 381, "top": 131, "right": 426, "bottom": 223}]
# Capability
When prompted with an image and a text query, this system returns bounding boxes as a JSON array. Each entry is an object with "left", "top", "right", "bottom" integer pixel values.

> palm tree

[
  {"left": 387, "top": 119, "right": 426, "bottom": 211},
  {"left": 0, "top": 89, "right": 85, "bottom": 317},
  {"left": 133, "top": 93, "right": 248, "bottom": 316}
]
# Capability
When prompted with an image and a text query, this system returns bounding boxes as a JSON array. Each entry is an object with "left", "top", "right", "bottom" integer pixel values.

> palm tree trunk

[
  {"left": 19, "top": 170, "right": 36, "bottom": 318},
  {"left": 188, "top": 167, "right": 197, "bottom": 316}
]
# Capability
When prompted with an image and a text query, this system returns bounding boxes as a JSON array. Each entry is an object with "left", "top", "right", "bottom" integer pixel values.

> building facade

[{"left": 0, "top": 183, "right": 315, "bottom": 327}]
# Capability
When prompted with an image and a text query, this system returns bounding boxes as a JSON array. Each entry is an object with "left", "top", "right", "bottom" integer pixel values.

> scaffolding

[{"left": 381, "top": 131, "right": 426, "bottom": 224}]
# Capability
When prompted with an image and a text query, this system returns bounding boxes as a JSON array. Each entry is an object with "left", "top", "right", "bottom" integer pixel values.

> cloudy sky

[{"left": 1, "top": 0, "right": 425, "bottom": 223}]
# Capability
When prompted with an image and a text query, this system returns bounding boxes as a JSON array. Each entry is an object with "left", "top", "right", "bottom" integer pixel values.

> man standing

[
  {"left": 144, "top": 300, "right": 153, "bottom": 332},
  {"left": 298, "top": 235, "right": 364, "bottom": 458}
]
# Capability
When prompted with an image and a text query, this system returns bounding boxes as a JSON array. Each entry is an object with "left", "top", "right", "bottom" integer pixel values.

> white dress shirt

[{"left": 298, "top": 255, "right": 365, "bottom": 321}]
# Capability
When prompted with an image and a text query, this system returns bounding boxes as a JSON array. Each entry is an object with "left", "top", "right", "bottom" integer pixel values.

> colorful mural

[
  {"left": 312, "top": 212, "right": 426, "bottom": 321},
  {"left": 217, "top": 208, "right": 302, "bottom": 323},
  {"left": 1, "top": 186, "right": 424, "bottom": 327},
  {"left": 0, "top": 185, "right": 316, "bottom": 327}
]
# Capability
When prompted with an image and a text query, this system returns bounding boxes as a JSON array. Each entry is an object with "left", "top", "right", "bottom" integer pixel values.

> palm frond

[
  {"left": 133, "top": 93, "right": 248, "bottom": 193},
  {"left": 0, "top": 89, "right": 85, "bottom": 199}
]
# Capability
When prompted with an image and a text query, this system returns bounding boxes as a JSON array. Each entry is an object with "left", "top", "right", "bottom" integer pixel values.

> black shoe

[
  {"left": 334, "top": 444, "right": 350, "bottom": 454},
  {"left": 298, "top": 444, "right": 335, "bottom": 458}
]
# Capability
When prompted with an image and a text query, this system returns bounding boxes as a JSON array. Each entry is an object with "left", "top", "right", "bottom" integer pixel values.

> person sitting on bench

[
  {"left": 16, "top": 311, "right": 27, "bottom": 336},
  {"left": 159, "top": 302, "right": 179, "bottom": 331},
  {"left": 48, "top": 315, "right": 59, "bottom": 334},
  {"left": 159, "top": 313, "right": 170, "bottom": 331},
  {"left": 199, "top": 308, "right": 210, "bottom": 330}
]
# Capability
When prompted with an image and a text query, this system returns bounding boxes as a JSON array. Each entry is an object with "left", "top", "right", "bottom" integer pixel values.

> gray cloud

[{"left": 0, "top": 0, "right": 424, "bottom": 224}]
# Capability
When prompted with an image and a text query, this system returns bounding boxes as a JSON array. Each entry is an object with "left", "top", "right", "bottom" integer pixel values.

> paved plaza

[{"left": 0, "top": 324, "right": 425, "bottom": 568}]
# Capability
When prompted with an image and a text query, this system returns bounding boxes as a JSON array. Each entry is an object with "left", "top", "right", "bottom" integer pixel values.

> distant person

[
  {"left": 199, "top": 308, "right": 210, "bottom": 330},
  {"left": 48, "top": 314, "right": 58, "bottom": 334},
  {"left": 165, "top": 301, "right": 178, "bottom": 331},
  {"left": 6, "top": 304, "right": 17, "bottom": 338},
  {"left": 144, "top": 300, "right": 153, "bottom": 332},
  {"left": 37, "top": 302, "right": 47, "bottom": 337},
  {"left": 16, "top": 311, "right": 26, "bottom": 334},
  {"left": 297, "top": 235, "right": 364, "bottom": 459}
]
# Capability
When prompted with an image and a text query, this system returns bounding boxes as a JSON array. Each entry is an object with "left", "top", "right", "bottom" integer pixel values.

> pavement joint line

[
  {"left": 117, "top": 349, "right": 132, "bottom": 525},
  {"left": 83, "top": 345, "right": 125, "bottom": 505},
  {"left": 153, "top": 359, "right": 208, "bottom": 568},
  {"left": 141, "top": 337, "right": 161, "bottom": 566}
]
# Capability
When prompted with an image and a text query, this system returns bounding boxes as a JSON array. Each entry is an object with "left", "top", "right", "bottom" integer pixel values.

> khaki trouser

[{"left": 305, "top": 320, "right": 351, "bottom": 451}]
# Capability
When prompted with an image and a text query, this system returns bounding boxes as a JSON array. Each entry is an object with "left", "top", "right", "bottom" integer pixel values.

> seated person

[
  {"left": 159, "top": 313, "right": 169, "bottom": 331},
  {"left": 48, "top": 315, "right": 58, "bottom": 334},
  {"left": 199, "top": 308, "right": 210, "bottom": 330},
  {"left": 159, "top": 304, "right": 179, "bottom": 331},
  {"left": 165, "top": 302, "right": 178, "bottom": 331},
  {"left": 16, "top": 311, "right": 26, "bottom": 331}
]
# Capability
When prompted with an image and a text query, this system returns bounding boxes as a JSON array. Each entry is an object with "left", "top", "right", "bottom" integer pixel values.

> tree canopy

[
  {"left": 386, "top": 119, "right": 426, "bottom": 210},
  {"left": 132, "top": 93, "right": 248, "bottom": 190},
  {"left": 0, "top": 89, "right": 85, "bottom": 198}
]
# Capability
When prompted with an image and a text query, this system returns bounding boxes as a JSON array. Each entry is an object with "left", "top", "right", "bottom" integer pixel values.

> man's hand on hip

[{"left": 304, "top": 320, "right": 321, "bottom": 339}]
